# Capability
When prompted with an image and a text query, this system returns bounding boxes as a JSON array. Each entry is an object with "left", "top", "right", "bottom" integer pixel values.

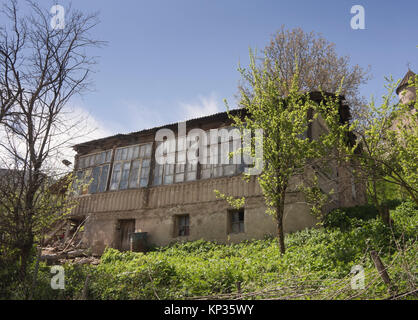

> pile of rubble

[
  {"left": 40, "top": 217, "right": 100, "bottom": 266},
  {"left": 41, "top": 247, "right": 100, "bottom": 265}
]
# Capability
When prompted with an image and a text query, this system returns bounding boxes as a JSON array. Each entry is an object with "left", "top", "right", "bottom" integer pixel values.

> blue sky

[{"left": 19, "top": 1, "right": 418, "bottom": 140}]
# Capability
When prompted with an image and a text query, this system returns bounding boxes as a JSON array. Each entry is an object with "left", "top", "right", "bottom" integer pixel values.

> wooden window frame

[
  {"left": 76, "top": 149, "right": 113, "bottom": 195},
  {"left": 200, "top": 127, "right": 244, "bottom": 180},
  {"left": 228, "top": 209, "right": 245, "bottom": 234},
  {"left": 153, "top": 137, "right": 197, "bottom": 186},
  {"left": 174, "top": 214, "right": 190, "bottom": 237},
  {"left": 110, "top": 143, "right": 152, "bottom": 191}
]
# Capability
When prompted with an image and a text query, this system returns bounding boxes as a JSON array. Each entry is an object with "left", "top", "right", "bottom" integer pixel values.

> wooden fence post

[
  {"left": 370, "top": 250, "right": 395, "bottom": 293},
  {"left": 81, "top": 274, "right": 90, "bottom": 300},
  {"left": 236, "top": 281, "right": 242, "bottom": 299}
]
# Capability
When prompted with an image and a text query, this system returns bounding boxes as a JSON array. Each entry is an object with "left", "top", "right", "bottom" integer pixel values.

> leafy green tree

[
  {"left": 353, "top": 75, "right": 418, "bottom": 221},
  {"left": 224, "top": 50, "right": 353, "bottom": 254}
]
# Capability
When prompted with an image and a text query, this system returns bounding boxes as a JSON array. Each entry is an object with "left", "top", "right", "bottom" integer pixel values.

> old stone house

[{"left": 70, "top": 92, "right": 366, "bottom": 255}]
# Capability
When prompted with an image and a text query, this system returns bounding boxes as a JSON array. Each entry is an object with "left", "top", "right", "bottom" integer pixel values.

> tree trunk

[
  {"left": 276, "top": 209, "right": 285, "bottom": 254},
  {"left": 29, "top": 247, "right": 42, "bottom": 300},
  {"left": 380, "top": 205, "right": 391, "bottom": 226},
  {"left": 18, "top": 232, "right": 34, "bottom": 284},
  {"left": 275, "top": 187, "right": 286, "bottom": 254},
  {"left": 371, "top": 178, "right": 391, "bottom": 226},
  {"left": 275, "top": 189, "right": 286, "bottom": 254}
]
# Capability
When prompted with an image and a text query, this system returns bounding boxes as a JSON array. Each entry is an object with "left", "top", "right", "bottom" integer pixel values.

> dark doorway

[{"left": 118, "top": 219, "right": 135, "bottom": 251}]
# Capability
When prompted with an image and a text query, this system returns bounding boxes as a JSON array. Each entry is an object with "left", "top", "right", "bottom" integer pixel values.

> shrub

[{"left": 323, "top": 200, "right": 405, "bottom": 230}]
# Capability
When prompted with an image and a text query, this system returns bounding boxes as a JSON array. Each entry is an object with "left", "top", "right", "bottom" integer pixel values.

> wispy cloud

[
  {"left": 112, "top": 94, "right": 225, "bottom": 133},
  {"left": 54, "top": 103, "right": 118, "bottom": 171},
  {"left": 119, "top": 99, "right": 167, "bottom": 131},
  {"left": 69, "top": 105, "right": 116, "bottom": 144},
  {"left": 0, "top": 102, "right": 115, "bottom": 174},
  {"left": 179, "top": 93, "right": 222, "bottom": 120}
]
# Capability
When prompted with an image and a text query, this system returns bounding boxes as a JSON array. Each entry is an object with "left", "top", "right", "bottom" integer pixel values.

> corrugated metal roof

[{"left": 73, "top": 108, "right": 244, "bottom": 150}]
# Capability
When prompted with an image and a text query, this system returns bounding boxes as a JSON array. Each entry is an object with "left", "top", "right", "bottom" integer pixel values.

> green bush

[{"left": 323, "top": 200, "right": 404, "bottom": 230}]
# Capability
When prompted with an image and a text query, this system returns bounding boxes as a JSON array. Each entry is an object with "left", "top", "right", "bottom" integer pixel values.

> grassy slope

[{"left": 9, "top": 202, "right": 418, "bottom": 300}]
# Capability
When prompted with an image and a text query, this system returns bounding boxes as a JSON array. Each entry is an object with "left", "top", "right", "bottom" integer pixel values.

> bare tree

[
  {"left": 0, "top": 0, "right": 103, "bottom": 290},
  {"left": 251, "top": 26, "right": 370, "bottom": 118}
]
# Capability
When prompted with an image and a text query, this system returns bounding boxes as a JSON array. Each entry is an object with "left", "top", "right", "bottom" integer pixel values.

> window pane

[
  {"left": 141, "top": 166, "right": 150, "bottom": 178},
  {"left": 106, "top": 151, "right": 112, "bottom": 163},
  {"left": 119, "top": 162, "right": 131, "bottom": 190},
  {"left": 121, "top": 148, "right": 128, "bottom": 161},
  {"left": 176, "top": 163, "right": 185, "bottom": 173},
  {"left": 178, "top": 215, "right": 189, "bottom": 236},
  {"left": 201, "top": 169, "right": 211, "bottom": 179},
  {"left": 95, "top": 153, "right": 102, "bottom": 164},
  {"left": 153, "top": 175, "right": 162, "bottom": 185},
  {"left": 133, "top": 146, "right": 140, "bottom": 159},
  {"left": 175, "top": 173, "right": 184, "bottom": 183},
  {"left": 201, "top": 162, "right": 211, "bottom": 169},
  {"left": 127, "top": 147, "right": 133, "bottom": 160},
  {"left": 98, "top": 165, "right": 109, "bottom": 192},
  {"left": 221, "top": 142, "right": 230, "bottom": 165},
  {"left": 239, "top": 211, "right": 244, "bottom": 221},
  {"left": 177, "top": 151, "right": 186, "bottom": 164},
  {"left": 91, "top": 166, "right": 101, "bottom": 193},
  {"left": 115, "top": 149, "right": 121, "bottom": 161},
  {"left": 75, "top": 171, "right": 83, "bottom": 194},
  {"left": 140, "top": 178, "right": 148, "bottom": 187},
  {"left": 142, "top": 159, "right": 150, "bottom": 168},
  {"left": 237, "top": 164, "right": 245, "bottom": 174},
  {"left": 239, "top": 221, "right": 245, "bottom": 233},
  {"left": 110, "top": 163, "right": 121, "bottom": 190},
  {"left": 129, "top": 160, "right": 140, "bottom": 188},
  {"left": 186, "top": 171, "right": 196, "bottom": 181},
  {"left": 164, "top": 175, "right": 173, "bottom": 185},
  {"left": 230, "top": 211, "right": 244, "bottom": 233},
  {"left": 153, "top": 164, "right": 163, "bottom": 185},
  {"left": 145, "top": 144, "right": 152, "bottom": 157},
  {"left": 140, "top": 145, "right": 145, "bottom": 158},
  {"left": 165, "top": 164, "right": 175, "bottom": 175},
  {"left": 224, "top": 164, "right": 236, "bottom": 176},
  {"left": 76, "top": 170, "right": 83, "bottom": 180},
  {"left": 213, "top": 166, "right": 222, "bottom": 177}
]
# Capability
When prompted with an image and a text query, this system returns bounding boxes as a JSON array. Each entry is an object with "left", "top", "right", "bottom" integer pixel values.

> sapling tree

[{"left": 222, "top": 50, "right": 353, "bottom": 254}]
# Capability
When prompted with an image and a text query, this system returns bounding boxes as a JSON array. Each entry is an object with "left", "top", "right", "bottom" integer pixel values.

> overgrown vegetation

[{"left": 2, "top": 201, "right": 415, "bottom": 300}]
